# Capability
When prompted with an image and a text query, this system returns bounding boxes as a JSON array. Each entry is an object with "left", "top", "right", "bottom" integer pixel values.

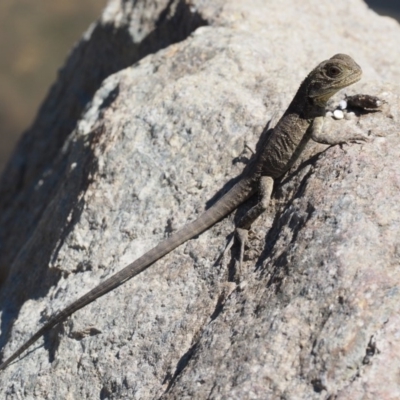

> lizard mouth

[
  {"left": 337, "top": 70, "right": 362, "bottom": 89},
  {"left": 314, "top": 71, "right": 362, "bottom": 103}
]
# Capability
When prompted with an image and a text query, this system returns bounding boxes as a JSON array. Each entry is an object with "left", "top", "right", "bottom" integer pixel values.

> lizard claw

[
  {"left": 338, "top": 134, "right": 371, "bottom": 147},
  {"left": 348, "top": 134, "right": 371, "bottom": 143}
]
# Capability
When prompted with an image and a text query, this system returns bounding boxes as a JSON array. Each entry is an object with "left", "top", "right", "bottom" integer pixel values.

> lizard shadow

[{"left": 254, "top": 146, "right": 337, "bottom": 287}]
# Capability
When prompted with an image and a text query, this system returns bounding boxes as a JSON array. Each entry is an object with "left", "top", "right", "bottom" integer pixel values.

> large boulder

[{"left": 0, "top": 0, "right": 399, "bottom": 398}]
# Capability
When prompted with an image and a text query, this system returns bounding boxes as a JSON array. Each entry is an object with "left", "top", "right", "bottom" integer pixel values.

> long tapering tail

[{"left": 0, "top": 177, "right": 255, "bottom": 370}]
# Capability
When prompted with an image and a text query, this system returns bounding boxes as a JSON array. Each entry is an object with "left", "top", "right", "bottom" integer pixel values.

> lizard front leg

[
  {"left": 311, "top": 116, "right": 369, "bottom": 145},
  {"left": 235, "top": 176, "right": 274, "bottom": 278}
]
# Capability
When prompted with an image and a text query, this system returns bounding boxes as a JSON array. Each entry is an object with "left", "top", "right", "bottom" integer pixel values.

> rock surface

[{"left": 0, "top": 0, "right": 399, "bottom": 398}]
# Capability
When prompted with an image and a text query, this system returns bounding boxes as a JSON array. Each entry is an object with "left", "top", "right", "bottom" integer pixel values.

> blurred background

[{"left": 0, "top": 0, "right": 398, "bottom": 173}]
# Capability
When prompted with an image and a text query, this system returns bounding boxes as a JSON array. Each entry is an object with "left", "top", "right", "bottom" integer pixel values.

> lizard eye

[{"left": 326, "top": 65, "right": 341, "bottom": 77}]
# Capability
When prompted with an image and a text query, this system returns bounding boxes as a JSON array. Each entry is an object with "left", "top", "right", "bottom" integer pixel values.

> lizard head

[{"left": 307, "top": 54, "right": 362, "bottom": 106}]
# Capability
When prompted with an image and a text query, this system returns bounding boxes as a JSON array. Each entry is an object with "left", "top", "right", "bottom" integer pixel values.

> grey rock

[{"left": 0, "top": 0, "right": 399, "bottom": 399}]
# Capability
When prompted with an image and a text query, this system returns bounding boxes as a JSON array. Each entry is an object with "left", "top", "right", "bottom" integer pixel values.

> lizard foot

[{"left": 346, "top": 134, "right": 371, "bottom": 143}]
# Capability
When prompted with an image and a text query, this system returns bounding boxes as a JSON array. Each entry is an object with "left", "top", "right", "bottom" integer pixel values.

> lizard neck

[{"left": 287, "top": 83, "right": 327, "bottom": 119}]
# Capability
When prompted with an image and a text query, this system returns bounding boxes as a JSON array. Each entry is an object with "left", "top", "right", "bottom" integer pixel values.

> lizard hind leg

[{"left": 235, "top": 176, "right": 274, "bottom": 279}]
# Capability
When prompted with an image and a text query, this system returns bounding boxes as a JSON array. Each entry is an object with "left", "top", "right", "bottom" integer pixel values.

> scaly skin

[{"left": 0, "top": 54, "right": 364, "bottom": 371}]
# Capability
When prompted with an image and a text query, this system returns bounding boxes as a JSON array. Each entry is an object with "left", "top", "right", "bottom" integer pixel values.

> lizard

[{"left": 0, "top": 53, "right": 367, "bottom": 371}]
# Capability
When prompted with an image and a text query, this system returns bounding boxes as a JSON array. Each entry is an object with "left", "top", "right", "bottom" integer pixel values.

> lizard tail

[{"left": 0, "top": 177, "right": 255, "bottom": 370}]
